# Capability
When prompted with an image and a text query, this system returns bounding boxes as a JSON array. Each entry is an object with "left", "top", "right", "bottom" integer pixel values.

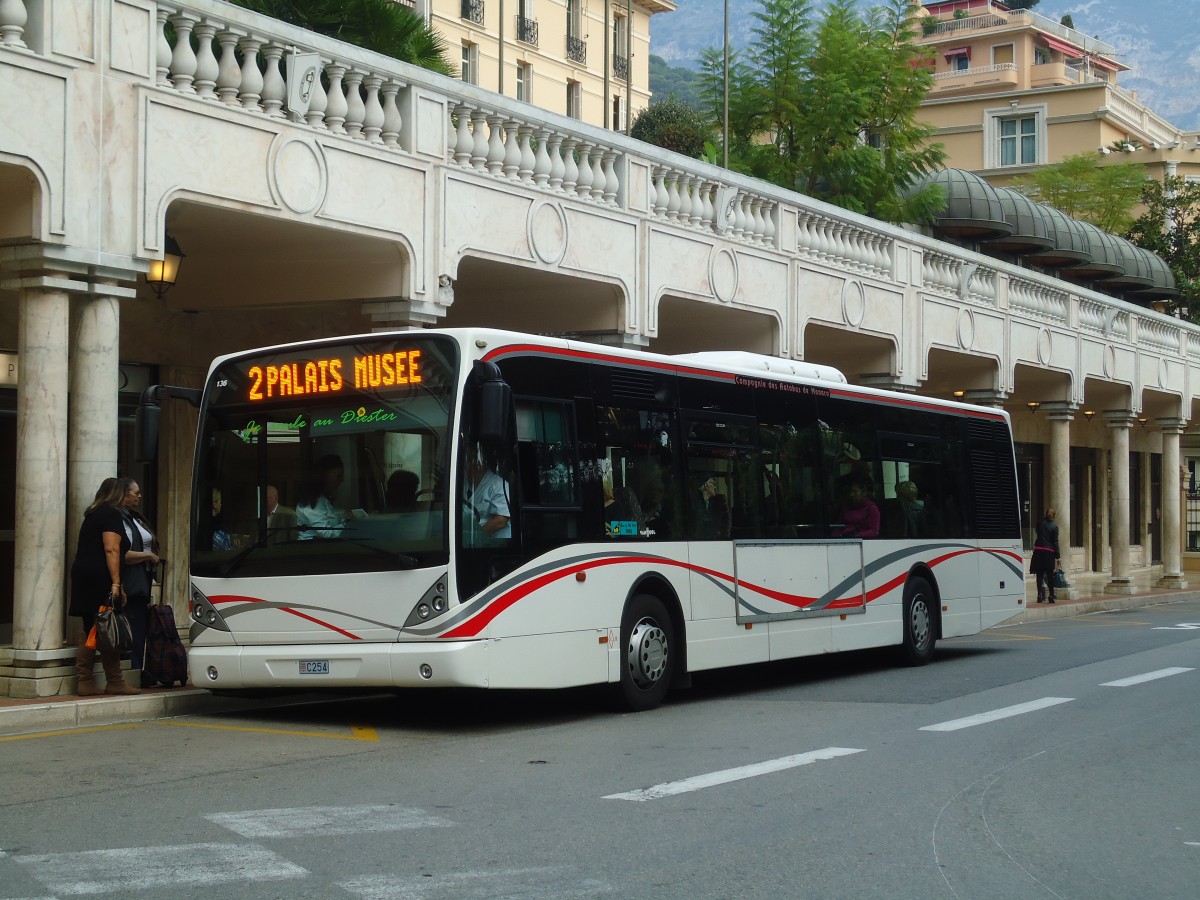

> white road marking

[
  {"left": 341, "top": 868, "right": 612, "bottom": 899},
  {"left": 602, "top": 747, "right": 865, "bottom": 801},
  {"left": 206, "top": 804, "right": 452, "bottom": 838},
  {"left": 920, "top": 697, "right": 1074, "bottom": 732},
  {"left": 12, "top": 842, "right": 306, "bottom": 895},
  {"left": 1152, "top": 623, "right": 1200, "bottom": 630},
  {"left": 1101, "top": 667, "right": 1194, "bottom": 687}
]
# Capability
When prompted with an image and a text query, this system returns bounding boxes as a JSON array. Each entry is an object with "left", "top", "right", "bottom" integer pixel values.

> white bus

[{"left": 161, "top": 328, "right": 1023, "bottom": 710}]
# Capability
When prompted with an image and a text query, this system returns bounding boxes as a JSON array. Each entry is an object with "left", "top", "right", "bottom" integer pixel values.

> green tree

[
  {"left": 649, "top": 55, "right": 704, "bottom": 111},
  {"left": 630, "top": 96, "right": 713, "bottom": 158},
  {"left": 229, "top": 0, "right": 454, "bottom": 76},
  {"left": 1128, "top": 176, "right": 1200, "bottom": 320},
  {"left": 1004, "top": 0, "right": 1041, "bottom": 10},
  {"left": 696, "top": 0, "right": 944, "bottom": 222},
  {"left": 1010, "top": 152, "right": 1145, "bottom": 233}
]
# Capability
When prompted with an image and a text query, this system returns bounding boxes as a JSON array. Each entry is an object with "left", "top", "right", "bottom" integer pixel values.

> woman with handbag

[
  {"left": 69, "top": 478, "right": 139, "bottom": 695},
  {"left": 1030, "top": 507, "right": 1062, "bottom": 604},
  {"left": 119, "top": 477, "right": 160, "bottom": 684}
]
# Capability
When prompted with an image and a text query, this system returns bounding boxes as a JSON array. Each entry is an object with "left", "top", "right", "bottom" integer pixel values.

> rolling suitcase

[{"left": 142, "top": 560, "right": 189, "bottom": 688}]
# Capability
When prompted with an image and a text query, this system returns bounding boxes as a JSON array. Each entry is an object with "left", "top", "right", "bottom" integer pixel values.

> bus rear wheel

[
  {"left": 618, "top": 594, "right": 675, "bottom": 711},
  {"left": 901, "top": 576, "right": 936, "bottom": 666}
]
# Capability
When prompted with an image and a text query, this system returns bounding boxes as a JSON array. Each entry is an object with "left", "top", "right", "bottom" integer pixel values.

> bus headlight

[
  {"left": 417, "top": 603, "right": 431, "bottom": 619},
  {"left": 402, "top": 577, "right": 452, "bottom": 628},
  {"left": 189, "top": 586, "right": 231, "bottom": 633}
]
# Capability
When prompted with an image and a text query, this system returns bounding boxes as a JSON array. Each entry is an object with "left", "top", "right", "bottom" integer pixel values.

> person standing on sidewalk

[
  {"left": 68, "top": 478, "right": 140, "bottom": 695},
  {"left": 1031, "top": 508, "right": 1061, "bottom": 604},
  {"left": 119, "top": 477, "right": 159, "bottom": 685}
]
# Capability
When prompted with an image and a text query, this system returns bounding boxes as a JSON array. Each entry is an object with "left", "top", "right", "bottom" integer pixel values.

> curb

[{"left": 1004, "top": 589, "right": 1200, "bottom": 624}]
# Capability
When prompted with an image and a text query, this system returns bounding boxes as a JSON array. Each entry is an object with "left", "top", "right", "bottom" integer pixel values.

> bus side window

[{"left": 596, "top": 406, "right": 680, "bottom": 540}]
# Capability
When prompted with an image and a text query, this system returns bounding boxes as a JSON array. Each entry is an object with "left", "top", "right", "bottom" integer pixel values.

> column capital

[
  {"left": 857, "top": 373, "right": 920, "bottom": 393},
  {"left": 0, "top": 244, "right": 144, "bottom": 295},
  {"left": 1156, "top": 416, "right": 1188, "bottom": 435},
  {"left": 964, "top": 388, "right": 1008, "bottom": 408},
  {"left": 361, "top": 297, "right": 445, "bottom": 329},
  {"left": 1104, "top": 410, "right": 1137, "bottom": 429},
  {"left": 1041, "top": 401, "right": 1077, "bottom": 421}
]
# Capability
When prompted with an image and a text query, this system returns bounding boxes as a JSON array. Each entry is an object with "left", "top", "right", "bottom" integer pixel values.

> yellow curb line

[
  {"left": 158, "top": 720, "right": 379, "bottom": 742},
  {"left": 0, "top": 723, "right": 144, "bottom": 742}
]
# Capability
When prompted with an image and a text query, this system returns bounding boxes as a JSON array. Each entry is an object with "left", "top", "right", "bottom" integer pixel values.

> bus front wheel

[
  {"left": 901, "top": 576, "right": 937, "bottom": 666},
  {"left": 618, "top": 594, "right": 675, "bottom": 711}
]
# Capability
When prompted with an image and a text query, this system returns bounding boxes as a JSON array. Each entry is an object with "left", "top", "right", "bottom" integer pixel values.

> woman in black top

[
  {"left": 119, "top": 477, "right": 160, "bottom": 684},
  {"left": 69, "top": 478, "right": 139, "bottom": 695},
  {"left": 1030, "top": 507, "right": 1061, "bottom": 603}
]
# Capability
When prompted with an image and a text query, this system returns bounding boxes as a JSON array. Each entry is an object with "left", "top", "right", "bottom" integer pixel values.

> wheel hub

[
  {"left": 910, "top": 598, "right": 930, "bottom": 649},
  {"left": 627, "top": 617, "right": 668, "bottom": 689}
]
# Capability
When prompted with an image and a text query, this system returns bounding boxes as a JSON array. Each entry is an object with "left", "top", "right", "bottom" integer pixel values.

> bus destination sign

[{"left": 245, "top": 350, "right": 422, "bottom": 402}]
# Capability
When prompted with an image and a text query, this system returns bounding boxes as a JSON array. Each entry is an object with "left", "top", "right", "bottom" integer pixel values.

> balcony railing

[
  {"left": 567, "top": 34, "right": 587, "bottom": 64},
  {"left": 613, "top": 53, "right": 629, "bottom": 82},
  {"left": 925, "top": 7, "right": 1118, "bottom": 60},
  {"left": 931, "top": 62, "right": 1016, "bottom": 81},
  {"left": 516, "top": 15, "right": 538, "bottom": 47},
  {"left": 461, "top": 0, "right": 484, "bottom": 25}
]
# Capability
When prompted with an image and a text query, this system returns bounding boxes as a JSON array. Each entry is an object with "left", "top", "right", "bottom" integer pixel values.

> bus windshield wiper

[{"left": 343, "top": 539, "right": 420, "bottom": 570}]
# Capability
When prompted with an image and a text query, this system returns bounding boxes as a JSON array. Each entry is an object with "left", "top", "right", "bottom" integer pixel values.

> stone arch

[
  {"left": 801, "top": 322, "right": 894, "bottom": 386},
  {"left": 0, "top": 158, "right": 45, "bottom": 242},
  {"left": 650, "top": 296, "right": 778, "bottom": 355},
  {"left": 923, "top": 347, "right": 1002, "bottom": 401}
]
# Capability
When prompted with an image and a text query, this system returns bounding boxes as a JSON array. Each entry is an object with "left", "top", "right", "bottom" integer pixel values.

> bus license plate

[{"left": 299, "top": 660, "right": 330, "bottom": 675}]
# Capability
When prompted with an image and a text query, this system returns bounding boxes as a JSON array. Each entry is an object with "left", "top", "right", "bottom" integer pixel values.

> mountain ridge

[{"left": 650, "top": 1, "right": 1200, "bottom": 131}]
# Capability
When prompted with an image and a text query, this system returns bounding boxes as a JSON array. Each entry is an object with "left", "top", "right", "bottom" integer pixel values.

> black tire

[
  {"left": 901, "top": 576, "right": 937, "bottom": 666},
  {"left": 618, "top": 594, "right": 676, "bottom": 711}
]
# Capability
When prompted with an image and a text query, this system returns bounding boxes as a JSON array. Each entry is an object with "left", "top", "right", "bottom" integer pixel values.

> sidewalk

[{"left": 3, "top": 568, "right": 1198, "bottom": 737}]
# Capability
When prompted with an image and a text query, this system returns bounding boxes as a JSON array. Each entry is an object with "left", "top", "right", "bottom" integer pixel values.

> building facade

[{"left": 421, "top": 0, "right": 674, "bottom": 129}]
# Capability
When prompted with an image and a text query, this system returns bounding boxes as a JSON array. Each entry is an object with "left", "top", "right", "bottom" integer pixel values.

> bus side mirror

[
  {"left": 135, "top": 401, "right": 160, "bottom": 463},
  {"left": 477, "top": 379, "right": 513, "bottom": 445}
]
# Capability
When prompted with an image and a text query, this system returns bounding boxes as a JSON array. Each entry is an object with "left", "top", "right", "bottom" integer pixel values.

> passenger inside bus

[
  {"left": 385, "top": 469, "right": 420, "bottom": 512},
  {"left": 836, "top": 473, "right": 880, "bottom": 538}
]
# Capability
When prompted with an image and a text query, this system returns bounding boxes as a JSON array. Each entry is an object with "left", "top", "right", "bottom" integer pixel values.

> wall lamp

[
  {"left": 146, "top": 233, "right": 185, "bottom": 298},
  {"left": 1137, "top": 416, "right": 1149, "bottom": 428},
  {"left": 1083, "top": 409, "right": 1097, "bottom": 421},
  {"left": 1026, "top": 401, "right": 1041, "bottom": 414},
  {"left": 952, "top": 390, "right": 966, "bottom": 398}
]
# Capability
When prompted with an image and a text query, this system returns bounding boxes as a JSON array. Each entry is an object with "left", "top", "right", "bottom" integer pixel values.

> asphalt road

[{"left": 3, "top": 599, "right": 1199, "bottom": 899}]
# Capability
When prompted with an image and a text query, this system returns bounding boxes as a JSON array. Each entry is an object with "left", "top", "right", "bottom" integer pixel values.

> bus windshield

[{"left": 192, "top": 335, "right": 459, "bottom": 578}]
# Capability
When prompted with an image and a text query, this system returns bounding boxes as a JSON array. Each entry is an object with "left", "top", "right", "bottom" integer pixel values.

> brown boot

[
  {"left": 100, "top": 650, "right": 140, "bottom": 695},
  {"left": 75, "top": 644, "right": 101, "bottom": 696}
]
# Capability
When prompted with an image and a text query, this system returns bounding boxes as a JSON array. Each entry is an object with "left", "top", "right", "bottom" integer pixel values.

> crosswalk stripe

[
  {"left": 206, "top": 804, "right": 452, "bottom": 838},
  {"left": 1101, "top": 666, "right": 1194, "bottom": 687},
  {"left": 12, "top": 843, "right": 306, "bottom": 895},
  {"left": 920, "top": 697, "right": 1074, "bottom": 732},
  {"left": 603, "top": 747, "right": 865, "bottom": 801}
]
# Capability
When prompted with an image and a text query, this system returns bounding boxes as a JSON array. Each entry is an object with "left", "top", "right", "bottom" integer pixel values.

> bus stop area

[{"left": 2, "top": 568, "right": 1198, "bottom": 739}]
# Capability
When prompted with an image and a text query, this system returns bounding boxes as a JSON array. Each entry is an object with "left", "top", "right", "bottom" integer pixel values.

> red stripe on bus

[{"left": 209, "top": 594, "right": 363, "bottom": 640}]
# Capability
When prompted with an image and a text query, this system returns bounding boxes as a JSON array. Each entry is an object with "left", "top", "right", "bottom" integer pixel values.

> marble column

[
  {"left": 3, "top": 266, "right": 77, "bottom": 651},
  {"left": 1043, "top": 402, "right": 1075, "bottom": 594},
  {"left": 1104, "top": 411, "right": 1136, "bottom": 593},
  {"left": 1156, "top": 418, "right": 1188, "bottom": 588},
  {"left": 66, "top": 283, "right": 126, "bottom": 640}
]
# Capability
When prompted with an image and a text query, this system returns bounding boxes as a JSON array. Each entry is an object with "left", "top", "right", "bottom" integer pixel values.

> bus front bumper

[{"left": 188, "top": 640, "right": 492, "bottom": 690}]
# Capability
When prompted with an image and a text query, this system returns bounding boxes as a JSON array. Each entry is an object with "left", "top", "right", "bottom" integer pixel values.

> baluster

[
  {"left": 559, "top": 136, "right": 578, "bottom": 192},
  {"left": 192, "top": 22, "right": 219, "bottom": 99},
  {"left": 362, "top": 75, "right": 385, "bottom": 142},
  {"left": 0, "top": 0, "right": 28, "bottom": 49},
  {"left": 323, "top": 63, "right": 348, "bottom": 133},
  {"left": 482, "top": 114, "right": 504, "bottom": 175},
  {"left": 602, "top": 151, "right": 618, "bottom": 205},
  {"left": 548, "top": 133, "right": 565, "bottom": 191},
  {"left": 750, "top": 198, "right": 765, "bottom": 243},
  {"left": 519, "top": 126, "right": 537, "bottom": 184},
  {"left": 762, "top": 202, "right": 777, "bottom": 246},
  {"left": 590, "top": 148, "right": 606, "bottom": 201},
  {"left": 215, "top": 30, "right": 242, "bottom": 105},
  {"left": 155, "top": 8, "right": 173, "bottom": 87},
  {"left": 502, "top": 119, "right": 522, "bottom": 180},
  {"left": 575, "top": 143, "right": 594, "bottom": 200},
  {"left": 731, "top": 193, "right": 746, "bottom": 238},
  {"left": 675, "top": 175, "right": 693, "bottom": 225},
  {"left": 342, "top": 70, "right": 366, "bottom": 137},
  {"left": 452, "top": 104, "right": 473, "bottom": 165},
  {"left": 238, "top": 37, "right": 264, "bottom": 111},
  {"left": 380, "top": 81, "right": 403, "bottom": 146},
  {"left": 261, "top": 43, "right": 287, "bottom": 117},
  {"left": 652, "top": 166, "right": 668, "bottom": 218},
  {"left": 699, "top": 180, "right": 715, "bottom": 230},
  {"left": 533, "top": 127, "right": 552, "bottom": 186},
  {"left": 469, "top": 108, "right": 489, "bottom": 171},
  {"left": 665, "top": 172, "right": 681, "bottom": 221},
  {"left": 305, "top": 59, "right": 329, "bottom": 129},
  {"left": 168, "top": 13, "right": 199, "bottom": 94}
]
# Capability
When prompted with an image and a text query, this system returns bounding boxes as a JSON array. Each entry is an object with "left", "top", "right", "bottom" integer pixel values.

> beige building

[
  {"left": 914, "top": 0, "right": 1200, "bottom": 187},
  {"left": 418, "top": 0, "right": 675, "bottom": 129}
]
